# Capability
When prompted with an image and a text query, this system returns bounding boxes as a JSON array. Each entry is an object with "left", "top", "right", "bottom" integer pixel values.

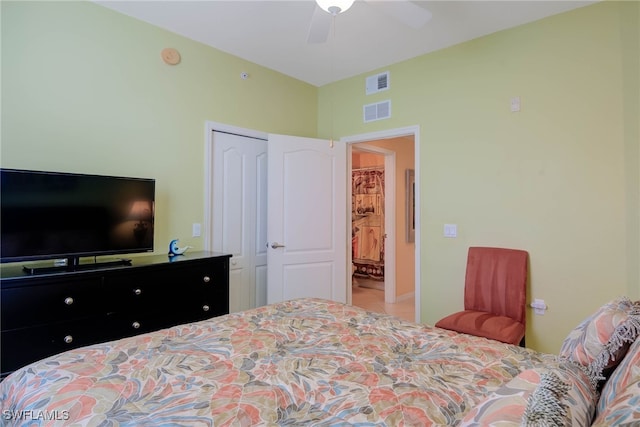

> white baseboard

[{"left": 396, "top": 292, "right": 415, "bottom": 302}]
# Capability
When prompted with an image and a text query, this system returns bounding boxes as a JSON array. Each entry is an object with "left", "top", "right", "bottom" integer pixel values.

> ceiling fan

[{"left": 307, "top": 0, "right": 433, "bottom": 44}]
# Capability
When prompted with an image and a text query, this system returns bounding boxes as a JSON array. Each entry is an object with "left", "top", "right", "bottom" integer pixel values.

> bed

[{"left": 1, "top": 297, "right": 639, "bottom": 426}]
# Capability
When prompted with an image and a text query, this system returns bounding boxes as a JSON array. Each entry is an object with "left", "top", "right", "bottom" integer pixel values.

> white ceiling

[{"left": 95, "top": 0, "right": 597, "bottom": 87}]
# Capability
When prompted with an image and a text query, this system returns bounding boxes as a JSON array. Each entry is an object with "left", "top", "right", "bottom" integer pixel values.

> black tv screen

[{"left": 1, "top": 168, "right": 155, "bottom": 266}]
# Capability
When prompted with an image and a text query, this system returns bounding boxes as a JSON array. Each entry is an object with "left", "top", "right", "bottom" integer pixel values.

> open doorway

[
  {"left": 349, "top": 134, "right": 416, "bottom": 321},
  {"left": 351, "top": 149, "right": 386, "bottom": 290}
]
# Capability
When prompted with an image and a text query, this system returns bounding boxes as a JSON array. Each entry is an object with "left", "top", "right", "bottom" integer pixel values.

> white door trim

[
  {"left": 342, "top": 125, "right": 421, "bottom": 322},
  {"left": 350, "top": 143, "right": 396, "bottom": 304}
]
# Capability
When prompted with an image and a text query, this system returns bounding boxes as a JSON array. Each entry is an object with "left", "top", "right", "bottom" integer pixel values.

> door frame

[
  {"left": 342, "top": 125, "right": 421, "bottom": 322},
  {"left": 350, "top": 143, "right": 396, "bottom": 304}
]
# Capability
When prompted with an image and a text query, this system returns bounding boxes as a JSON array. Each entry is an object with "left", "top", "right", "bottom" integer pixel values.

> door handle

[{"left": 271, "top": 242, "right": 285, "bottom": 249}]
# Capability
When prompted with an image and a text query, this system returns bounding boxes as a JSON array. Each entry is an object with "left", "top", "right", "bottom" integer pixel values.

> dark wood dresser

[{"left": 0, "top": 251, "right": 231, "bottom": 379}]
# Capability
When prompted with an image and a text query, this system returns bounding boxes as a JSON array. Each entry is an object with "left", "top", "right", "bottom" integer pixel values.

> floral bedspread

[{"left": 1, "top": 298, "right": 562, "bottom": 426}]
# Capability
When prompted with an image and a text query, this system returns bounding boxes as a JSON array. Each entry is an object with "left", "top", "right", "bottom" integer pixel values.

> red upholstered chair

[{"left": 435, "top": 247, "right": 529, "bottom": 346}]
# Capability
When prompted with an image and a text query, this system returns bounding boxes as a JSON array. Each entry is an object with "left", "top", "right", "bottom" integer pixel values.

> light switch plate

[
  {"left": 444, "top": 224, "right": 457, "bottom": 238},
  {"left": 511, "top": 96, "right": 521, "bottom": 112},
  {"left": 192, "top": 223, "right": 201, "bottom": 237}
]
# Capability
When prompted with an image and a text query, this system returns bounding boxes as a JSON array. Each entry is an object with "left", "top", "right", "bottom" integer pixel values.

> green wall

[
  {"left": 318, "top": 1, "right": 639, "bottom": 353},
  {"left": 1, "top": 0, "right": 318, "bottom": 256},
  {"left": 2, "top": 1, "right": 638, "bottom": 354}
]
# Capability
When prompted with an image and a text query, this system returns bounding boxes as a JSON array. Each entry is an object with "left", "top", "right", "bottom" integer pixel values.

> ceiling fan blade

[
  {"left": 366, "top": 0, "right": 432, "bottom": 29},
  {"left": 307, "top": 5, "right": 332, "bottom": 44}
]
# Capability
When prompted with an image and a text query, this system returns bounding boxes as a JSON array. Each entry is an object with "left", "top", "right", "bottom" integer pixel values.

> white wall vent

[
  {"left": 363, "top": 100, "right": 391, "bottom": 123},
  {"left": 366, "top": 71, "right": 390, "bottom": 95}
]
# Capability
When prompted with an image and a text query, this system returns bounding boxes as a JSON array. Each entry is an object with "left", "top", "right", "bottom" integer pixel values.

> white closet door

[{"left": 212, "top": 131, "right": 267, "bottom": 312}]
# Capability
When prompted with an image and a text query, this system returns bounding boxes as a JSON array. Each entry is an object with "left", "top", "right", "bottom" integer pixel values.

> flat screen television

[{"left": 1, "top": 168, "right": 155, "bottom": 273}]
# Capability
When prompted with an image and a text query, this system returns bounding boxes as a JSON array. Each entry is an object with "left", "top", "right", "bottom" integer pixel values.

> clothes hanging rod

[{"left": 352, "top": 166, "right": 384, "bottom": 171}]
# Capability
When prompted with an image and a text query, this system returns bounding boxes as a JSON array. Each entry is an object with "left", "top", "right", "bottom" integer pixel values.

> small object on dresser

[{"left": 168, "top": 239, "right": 192, "bottom": 257}]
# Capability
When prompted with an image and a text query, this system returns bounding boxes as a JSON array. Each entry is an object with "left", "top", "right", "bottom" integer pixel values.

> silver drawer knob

[
  {"left": 64, "top": 297, "right": 74, "bottom": 305},
  {"left": 132, "top": 321, "right": 141, "bottom": 329},
  {"left": 64, "top": 335, "right": 73, "bottom": 344},
  {"left": 203, "top": 276, "right": 211, "bottom": 283},
  {"left": 134, "top": 288, "right": 142, "bottom": 295},
  {"left": 202, "top": 305, "right": 210, "bottom": 312}
]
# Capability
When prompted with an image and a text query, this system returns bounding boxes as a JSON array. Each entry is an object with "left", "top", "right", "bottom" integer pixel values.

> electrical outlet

[{"left": 531, "top": 298, "right": 547, "bottom": 315}]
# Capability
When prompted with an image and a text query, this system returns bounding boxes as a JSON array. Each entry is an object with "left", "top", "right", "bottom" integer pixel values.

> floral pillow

[
  {"left": 459, "top": 363, "right": 597, "bottom": 426},
  {"left": 559, "top": 297, "right": 640, "bottom": 383},
  {"left": 596, "top": 335, "right": 640, "bottom": 418},
  {"left": 591, "top": 378, "right": 640, "bottom": 426}
]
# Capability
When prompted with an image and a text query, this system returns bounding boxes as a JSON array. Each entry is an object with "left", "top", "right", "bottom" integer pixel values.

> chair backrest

[{"left": 463, "top": 247, "right": 528, "bottom": 325}]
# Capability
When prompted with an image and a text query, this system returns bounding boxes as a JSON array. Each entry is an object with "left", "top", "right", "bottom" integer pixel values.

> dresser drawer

[
  {"left": 1, "top": 319, "right": 104, "bottom": 374},
  {"left": 105, "top": 263, "right": 223, "bottom": 313},
  {"left": 104, "top": 311, "right": 208, "bottom": 341},
  {"left": 104, "top": 312, "right": 171, "bottom": 340},
  {"left": 1, "top": 278, "right": 103, "bottom": 329},
  {"left": 106, "top": 274, "right": 195, "bottom": 313}
]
